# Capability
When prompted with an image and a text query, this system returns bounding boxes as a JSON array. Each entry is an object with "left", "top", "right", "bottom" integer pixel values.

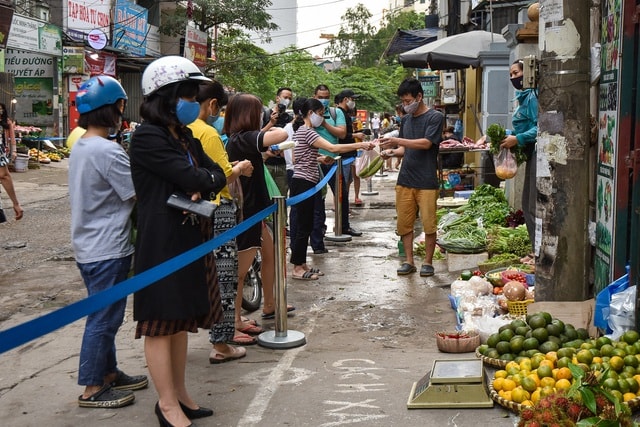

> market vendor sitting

[{"left": 440, "top": 126, "right": 464, "bottom": 169}]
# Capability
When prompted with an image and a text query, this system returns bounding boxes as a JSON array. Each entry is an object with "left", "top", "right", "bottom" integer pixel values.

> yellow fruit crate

[{"left": 507, "top": 299, "right": 534, "bottom": 317}]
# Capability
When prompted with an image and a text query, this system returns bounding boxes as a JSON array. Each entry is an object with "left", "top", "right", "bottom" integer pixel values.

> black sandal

[{"left": 78, "top": 384, "right": 135, "bottom": 408}]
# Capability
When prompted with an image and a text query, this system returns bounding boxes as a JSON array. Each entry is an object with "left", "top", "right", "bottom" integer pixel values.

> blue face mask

[
  {"left": 176, "top": 99, "right": 200, "bottom": 125},
  {"left": 208, "top": 115, "right": 225, "bottom": 135},
  {"left": 319, "top": 99, "right": 330, "bottom": 110}
]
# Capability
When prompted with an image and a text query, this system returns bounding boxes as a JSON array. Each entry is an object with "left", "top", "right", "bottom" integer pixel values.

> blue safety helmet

[{"left": 76, "top": 75, "right": 127, "bottom": 114}]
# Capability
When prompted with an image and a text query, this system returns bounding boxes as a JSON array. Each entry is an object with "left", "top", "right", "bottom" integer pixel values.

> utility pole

[{"left": 535, "top": 0, "right": 591, "bottom": 301}]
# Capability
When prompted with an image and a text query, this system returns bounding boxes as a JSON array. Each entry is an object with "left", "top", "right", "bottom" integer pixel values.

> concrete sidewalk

[{"left": 0, "top": 163, "right": 521, "bottom": 427}]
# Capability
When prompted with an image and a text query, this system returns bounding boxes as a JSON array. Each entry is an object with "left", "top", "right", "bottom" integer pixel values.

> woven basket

[
  {"left": 475, "top": 347, "right": 508, "bottom": 368},
  {"left": 436, "top": 331, "right": 480, "bottom": 353},
  {"left": 507, "top": 299, "right": 534, "bottom": 317}
]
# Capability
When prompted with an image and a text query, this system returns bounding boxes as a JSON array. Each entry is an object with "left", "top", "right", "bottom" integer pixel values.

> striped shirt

[{"left": 293, "top": 125, "right": 321, "bottom": 183}]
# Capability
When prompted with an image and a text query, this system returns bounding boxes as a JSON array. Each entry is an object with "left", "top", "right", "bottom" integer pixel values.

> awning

[
  {"left": 382, "top": 28, "right": 440, "bottom": 57},
  {"left": 398, "top": 30, "right": 506, "bottom": 70}
]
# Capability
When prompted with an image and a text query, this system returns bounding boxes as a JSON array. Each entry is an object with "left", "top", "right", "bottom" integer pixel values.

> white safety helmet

[{"left": 141, "top": 55, "right": 211, "bottom": 96}]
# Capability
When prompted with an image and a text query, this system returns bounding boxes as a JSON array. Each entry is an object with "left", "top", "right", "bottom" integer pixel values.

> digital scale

[{"left": 407, "top": 359, "right": 493, "bottom": 409}]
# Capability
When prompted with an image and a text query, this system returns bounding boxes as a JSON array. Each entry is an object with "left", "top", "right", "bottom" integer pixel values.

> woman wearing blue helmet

[{"left": 70, "top": 75, "right": 148, "bottom": 409}]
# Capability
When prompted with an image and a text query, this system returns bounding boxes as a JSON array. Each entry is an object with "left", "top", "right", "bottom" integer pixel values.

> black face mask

[{"left": 510, "top": 75, "right": 524, "bottom": 90}]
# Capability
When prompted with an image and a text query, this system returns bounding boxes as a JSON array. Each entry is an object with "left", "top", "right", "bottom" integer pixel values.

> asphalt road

[{"left": 0, "top": 161, "right": 522, "bottom": 426}]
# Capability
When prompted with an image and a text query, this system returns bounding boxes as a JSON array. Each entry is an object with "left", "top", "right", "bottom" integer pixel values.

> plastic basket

[
  {"left": 436, "top": 331, "right": 480, "bottom": 353},
  {"left": 506, "top": 299, "right": 534, "bottom": 316}
]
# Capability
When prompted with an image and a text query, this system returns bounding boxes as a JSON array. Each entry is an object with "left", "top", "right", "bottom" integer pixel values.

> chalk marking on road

[
  {"left": 237, "top": 317, "right": 317, "bottom": 426},
  {"left": 335, "top": 383, "right": 386, "bottom": 393},
  {"left": 319, "top": 399, "right": 387, "bottom": 427},
  {"left": 331, "top": 359, "right": 384, "bottom": 380},
  {"left": 448, "top": 412, "right": 461, "bottom": 426}
]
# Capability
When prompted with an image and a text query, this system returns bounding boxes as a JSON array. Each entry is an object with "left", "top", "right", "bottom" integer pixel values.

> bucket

[{"left": 13, "top": 154, "right": 29, "bottom": 172}]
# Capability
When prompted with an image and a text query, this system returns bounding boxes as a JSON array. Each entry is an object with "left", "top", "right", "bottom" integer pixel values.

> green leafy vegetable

[{"left": 486, "top": 123, "right": 527, "bottom": 165}]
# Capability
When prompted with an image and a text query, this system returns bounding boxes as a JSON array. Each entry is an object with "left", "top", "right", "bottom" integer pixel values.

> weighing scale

[{"left": 407, "top": 358, "right": 493, "bottom": 409}]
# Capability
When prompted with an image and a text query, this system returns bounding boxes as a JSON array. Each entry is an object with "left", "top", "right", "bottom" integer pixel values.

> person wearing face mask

[
  {"left": 130, "top": 56, "right": 227, "bottom": 427},
  {"left": 335, "top": 89, "right": 366, "bottom": 210},
  {"left": 313, "top": 84, "right": 362, "bottom": 238},
  {"left": 289, "top": 97, "right": 374, "bottom": 280},
  {"left": 379, "top": 78, "right": 444, "bottom": 278},
  {"left": 499, "top": 59, "right": 539, "bottom": 263},
  {"left": 260, "top": 87, "right": 294, "bottom": 198},
  {"left": 188, "top": 80, "right": 257, "bottom": 361},
  {"left": 70, "top": 75, "right": 148, "bottom": 410}
]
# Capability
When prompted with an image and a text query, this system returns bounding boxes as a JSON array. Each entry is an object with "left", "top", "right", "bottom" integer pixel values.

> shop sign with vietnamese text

[
  {"left": 7, "top": 14, "right": 62, "bottom": 56},
  {"left": 114, "top": 0, "right": 148, "bottom": 57},
  {"left": 65, "top": 0, "right": 112, "bottom": 42},
  {"left": 4, "top": 49, "right": 55, "bottom": 126},
  {"left": 184, "top": 26, "right": 207, "bottom": 69}
]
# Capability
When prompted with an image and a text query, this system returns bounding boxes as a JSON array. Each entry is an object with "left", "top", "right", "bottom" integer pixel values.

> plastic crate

[{"left": 507, "top": 299, "right": 534, "bottom": 316}]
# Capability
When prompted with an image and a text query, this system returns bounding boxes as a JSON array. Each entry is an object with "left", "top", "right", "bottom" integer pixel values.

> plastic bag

[
  {"left": 263, "top": 165, "right": 281, "bottom": 198},
  {"left": 595, "top": 266, "right": 630, "bottom": 331},
  {"left": 606, "top": 285, "right": 636, "bottom": 341},
  {"left": 494, "top": 148, "right": 518, "bottom": 180},
  {"left": 355, "top": 147, "right": 378, "bottom": 177}
]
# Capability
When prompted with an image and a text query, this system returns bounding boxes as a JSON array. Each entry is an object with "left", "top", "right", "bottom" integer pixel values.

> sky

[{"left": 294, "top": 0, "right": 388, "bottom": 58}]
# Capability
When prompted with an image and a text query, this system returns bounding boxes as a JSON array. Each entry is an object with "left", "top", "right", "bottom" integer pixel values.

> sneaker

[
  {"left": 78, "top": 384, "right": 135, "bottom": 408},
  {"left": 313, "top": 248, "right": 328, "bottom": 254},
  {"left": 109, "top": 370, "right": 149, "bottom": 391},
  {"left": 342, "top": 227, "right": 362, "bottom": 237}
]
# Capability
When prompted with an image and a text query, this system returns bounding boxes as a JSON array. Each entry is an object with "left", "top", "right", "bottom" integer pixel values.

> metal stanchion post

[
  {"left": 361, "top": 177, "right": 378, "bottom": 196},
  {"left": 324, "top": 156, "right": 352, "bottom": 242},
  {"left": 258, "top": 196, "right": 306, "bottom": 349}
]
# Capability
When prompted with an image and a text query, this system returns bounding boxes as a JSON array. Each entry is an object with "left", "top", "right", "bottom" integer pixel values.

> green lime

[
  {"left": 460, "top": 270, "right": 473, "bottom": 280},
  {"left": 623, "top": 330, "right": 640, "bottom": 345}
]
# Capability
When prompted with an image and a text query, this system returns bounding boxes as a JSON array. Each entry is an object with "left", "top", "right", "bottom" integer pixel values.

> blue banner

[{"left": 114, "top": 0, "right": 147, "bottom": 57}]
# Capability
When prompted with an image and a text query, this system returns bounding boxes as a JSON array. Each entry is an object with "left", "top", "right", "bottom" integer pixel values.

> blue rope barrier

[
  {"left": 0, "top": 203, "right": 275, "bottom": 354},
  {"left": 0, "top": 159, "right": 349, "bottom": 354}
]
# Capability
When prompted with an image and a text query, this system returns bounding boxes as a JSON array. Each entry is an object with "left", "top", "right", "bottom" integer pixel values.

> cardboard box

[{"left": 527, "top": 299, "right": 597, "bottom": 338}]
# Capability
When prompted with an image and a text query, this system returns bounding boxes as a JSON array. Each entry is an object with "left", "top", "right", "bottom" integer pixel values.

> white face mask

[
  {"left": 403, "top": 98, "right": 421, "bottom": 115},
  {"left": 310, "top": 112, "right": 324, "bottom": 127},
  {"left": 346, "top": 100, "right": 356, "bottom": 110},
  {"left": 279, "top": 98, "right": 290, "bottom": 108}
]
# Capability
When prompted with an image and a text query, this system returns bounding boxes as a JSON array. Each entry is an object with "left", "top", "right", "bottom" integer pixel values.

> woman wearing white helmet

[
  {"left": 130, "top": 56, "right": 226, "bottom": 427},
  {"left": 70, "top": 75, "right": 149, "bottom": 409}
]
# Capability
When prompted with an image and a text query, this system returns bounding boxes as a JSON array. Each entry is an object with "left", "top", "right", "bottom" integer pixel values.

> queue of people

[{"left": 60, "top": 53, "right": 537, "bottom": 426}]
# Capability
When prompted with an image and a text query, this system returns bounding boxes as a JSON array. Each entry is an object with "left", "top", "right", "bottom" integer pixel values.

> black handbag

[
  {"left": 166, "top": 192, "right": 216, "bottom": 219},
  {"left": 0, "top": 208, "right": 6, "bottom": 223}
]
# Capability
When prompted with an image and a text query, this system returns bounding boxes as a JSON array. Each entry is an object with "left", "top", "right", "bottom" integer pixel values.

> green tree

[
  {"left": 159, "top": 0, "right": 278, "bottom": 37},
  {"left": 324, "top": 6, "right": 424, "bottom": 68},
  {"left": 323, "top": 4, "right": 376, "bottom": 67},
  {"left": 212, "top": 30, "right": 276, "bottom": 101}
]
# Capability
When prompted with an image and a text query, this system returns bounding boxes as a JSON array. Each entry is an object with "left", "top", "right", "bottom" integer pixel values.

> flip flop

[
  {"left": 227, "top": 333, "right": 257, "bottom": 346},
  {"left": 292, "top": 271, "right": 318, "bottom": 281},
  {"left": 241, "top": 316, "right": 259, "bottom": 326},
  {"left": 307, "top": 268, "right": 325, "bottom": 276},
  {"left": 237, "top": 324, "right": 264, "bottom": 335},
  {"left": 209, "top": 346, "right": 247, "bottom": 364},
  {"left": 261, "top": 305, "right": 296, "bottom": 320}
]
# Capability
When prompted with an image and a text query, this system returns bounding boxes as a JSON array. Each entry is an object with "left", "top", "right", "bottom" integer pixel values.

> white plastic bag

[
  {"left": 606, "top": 285, "right": 636, "bottom": 341},
  {"left": 355, "top": 146, "right": 379, "bottom": 177}
]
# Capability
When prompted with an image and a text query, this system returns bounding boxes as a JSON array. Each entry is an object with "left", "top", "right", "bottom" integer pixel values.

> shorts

[
  {"left": 395, "top": 185, "right": 438, "bottom": 236},
  {"left": 236, "top": 220, "right": 267, "bottom": 251}
]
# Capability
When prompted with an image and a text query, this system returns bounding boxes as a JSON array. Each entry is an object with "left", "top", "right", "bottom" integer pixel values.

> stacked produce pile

[
  {"left": 27, "top": 147, "right": 70, "bottom": 164},
  {"left": 437, "top": 184, "right": 529, "bottom": 256},
  {"left": 479, "top": 312, "right": 640, "bottom": 414}
]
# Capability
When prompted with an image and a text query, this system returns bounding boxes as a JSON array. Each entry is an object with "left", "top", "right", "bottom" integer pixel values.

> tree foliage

[
  {"left": 159, "top": 0, "right": 278, "bottom": 39},
  {"left": 323, "top": 4, "right": 376, "bottom": 67},
  {"left": 323, "top": 5, "right": 425, "bottom": 68}
]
